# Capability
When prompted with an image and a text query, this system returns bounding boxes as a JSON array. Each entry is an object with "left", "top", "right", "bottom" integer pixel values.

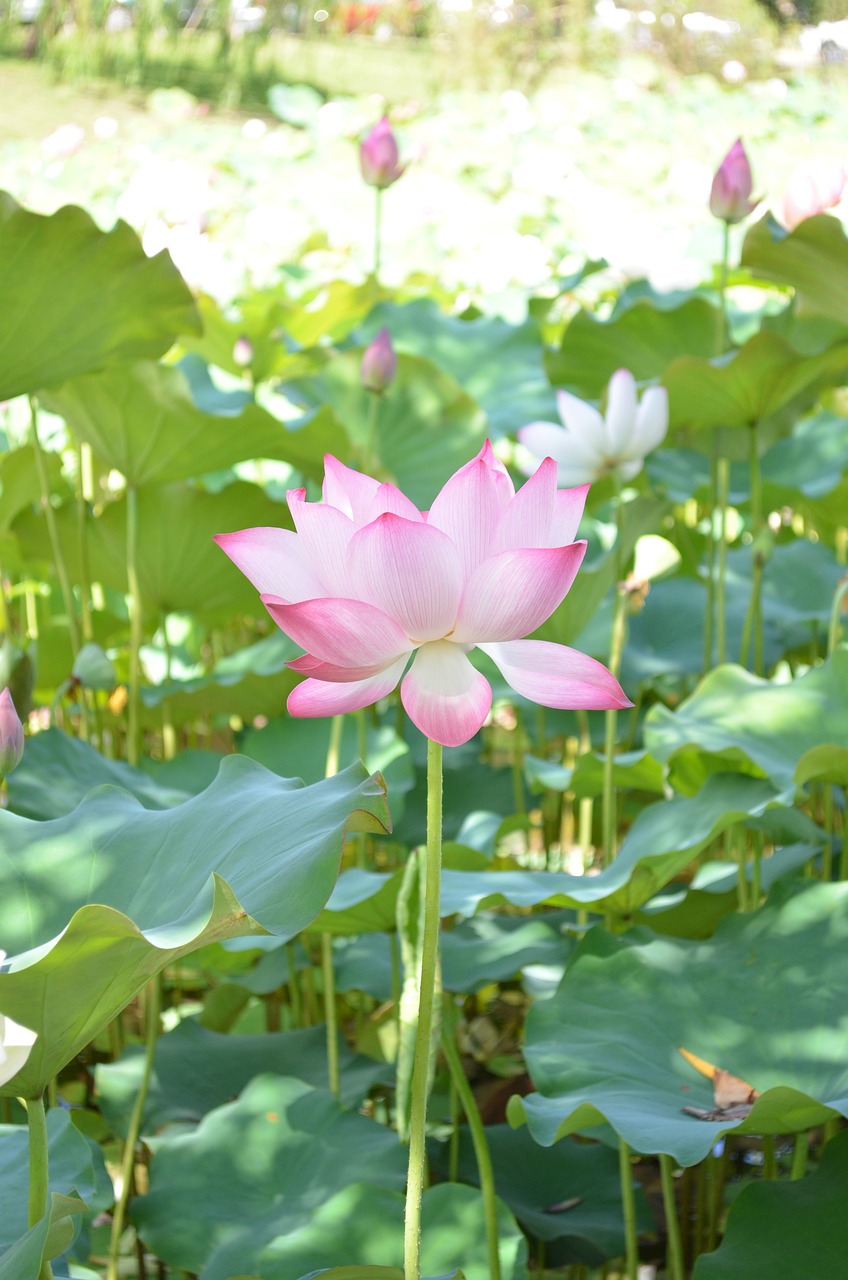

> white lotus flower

[
  {"left": 518, "top": 369, "right": 669, "bottom": 487},
  {"left": 0, "top": 952, "right": 37, "bottom": 1088}
]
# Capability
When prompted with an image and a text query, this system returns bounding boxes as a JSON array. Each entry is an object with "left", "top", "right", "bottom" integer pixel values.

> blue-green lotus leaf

[
  {"left": 509, "top": 879, "right": 848, "bottom": 1165},
  {"left": 0, "top": 758, "right": 389, "bottom": 1097}
]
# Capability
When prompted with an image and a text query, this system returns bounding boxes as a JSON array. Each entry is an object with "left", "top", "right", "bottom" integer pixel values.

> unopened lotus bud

[
  {"left": 710, "top": 139, "right": 757, "bottom": 225},
  {"left": 0, "top": 688, "right": 24, "bottom": 778},
  {"left": 359, "top": 116, "right": 405, "bottom": 190},
  {"left": 233, "top": 336, "right": 254, "bottom": 368},
  {"left": 360, "top": 328, "right": 397, "bottom": 393}
]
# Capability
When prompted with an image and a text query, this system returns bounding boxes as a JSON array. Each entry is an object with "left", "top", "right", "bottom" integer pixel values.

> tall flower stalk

[{"left": 215, "top": 444, "right": 627, "bottom": 1280}]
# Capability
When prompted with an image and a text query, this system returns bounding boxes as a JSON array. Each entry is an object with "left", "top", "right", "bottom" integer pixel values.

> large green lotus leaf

[
  {"left": 741, "top": 212, "right": 848, "bottom": 325},
  {"left": 525, "top": 750, "right": 665, "bottom": 799},
  {"left": 357, "top": 299, "right": 556, "bottom": 438},
  {"left": 132, "top": 1075, "right": 408, "bottom": 1275},
  {"left": 242, "top": 716, "right": 413, "bottom": 818},
  {"left": 13, "top": 479, "right": 290, "bottom": 619},
  {"left": 664, "top": 330, "right": 848, "bottom": 431},
  {"left": 634, "top": 842, "right": 817, "bottom": 940},
  {"left": 692, "top": 1127, "right": 848, "bottom": 1278},
  {"left": 202, "top": 1181, "right": 527, "bottom": 1280},
  {"left": 0, "top": 447, "right": 66, "bottom": 533},
  {"left": 0, "top": 194, "right": 199, "bottom": 401},
  {"left": 283, "top": 351, "right": 487, "bottom": 509},
  {"left": 761, "top": 410, "right": 848, "bottom": 500},
  {"left": 6, "top": 727, "right": 193, "bottom": 819},
  {"left": 545, "top": 296, "right": 723, "bottom": 397},
  {"left": 319, "top": 773, "right": 806, "bottom": 927},
  {"left": 40, "top": 359, "right": 342, "bottom": 488},
  {"left": 508, "top": 879, "right": 848, "bottom": 1166},
  {"left": 140, "top": 631, "right": 300, "bottom": 729},
  {"left": 0, "top": 1108, "right": 111, "bottom": 1253},
  {"left": 0, "top": 758, "right": 389, "bottom": 1096},
  {"left": 96, "top": 1021, "right": 390, "bottom": 1136},
  {"left": 429, "top": 1124, "right": 651, "bottom": 1264},
  {"left": 643, "top": 653, "right": 848, "bottom": 791},
  {"left": 331, "top": 913, "right": 574, "bottom": 1000},
  {"left": 0, "top": 1193, "right": 86, "bottom": 1280}
]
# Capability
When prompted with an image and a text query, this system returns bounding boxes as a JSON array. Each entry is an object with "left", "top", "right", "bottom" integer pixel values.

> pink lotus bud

[
  {"left": 359, "top": 117, "right": 405, "bottom": 190},
  {"left": 710, "top": 139, "right": 757, "bottom": 225},
  {"left": 0, "top": 688, "right": 23, "bottom": 778},
  {"left": 778, "top": 159, "right": 847, "bottom": 231},
  {"left": 233, "top": 335, "right": 254, "bottom": 368},
  {"left": 360, "top": 328, "right": 397, "bottom": 393}
]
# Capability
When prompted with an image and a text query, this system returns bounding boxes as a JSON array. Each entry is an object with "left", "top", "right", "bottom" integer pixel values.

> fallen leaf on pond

[{"left": 678, "top": 1046, "right": 760, "bottom": 1120}]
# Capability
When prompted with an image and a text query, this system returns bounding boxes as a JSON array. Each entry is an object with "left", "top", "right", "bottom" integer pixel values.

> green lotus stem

[
  {"left": 659, "top": 1154, "right": 684, "bottom": 1280},
  {"left": 29, "top": 398, "right": 80, "bottom": 659},
  {"left": 320, "top": 933, "right": 340, "bottom": 1099},
  {"left": 761, "top": 1133, "right": 777, "bottom": 1179},
  {"left": 750, "top": 830, "right": 763, "bottom": 907},
  {"left": 125, "top": 485, "right": 143, "bottom": 767},
  {"left": 575, "top": 709, "right": 594, "bottom": 873},
  {"left": 739, "top": 422, "right": 764, "bottom": 674},
  {"left": 715, "top": 445, "right": 730, "bottom": 666},
  {"left": 602, "top": 483, "right": 626, "bottom": 865},
  {"left": 718, "top": 219, "right": 730, "bottom": 352},
  {"left": 361, "top": 391, "right": 381, "bottom": 478},
  {"left": 703, "top": 444, "right": 718, "bottom": 672},
  {"left": 790, "top": 1130, "right": 809, "bottom": 1180},
  {"left": 618, "top": 1138, "right": 639, "bottom": 1279},
  {"left": 693, "top": 1156, "right": 707, "bottom": 1257},
  {"left": 447, "top": 1074, "right": 460, "bottom": 1183},
  {"left": 390, "top": 929, "right": 402, "bottom": 1048},
  {"left": 75, "top": 443, "right": 94, "bottom": 646},
  {"left": 325, "top": 713, "right": 344, "bottom": 779},
  {"left": 355, "top": 710, "right": 370, "bottom": 868},
  {"left": 511, "top": 707, "right": 526, "bottom": 817},
  {"left": 22, "top": 1094, "right": 52, "bottom": 1280},
  {"left": 107, "top": 976, "right": 160, "bottom": 1280},
  {"left": 441, "top": 993, "right": 502, "bottom": 1280},
  {"left": 374, "top": 186, "right": 383, "bottom": 282},
  {"left": 827, "top": 578, "right": 848, "bottom": 654},
  {"left": 285, "top": 941, "right": 302, "bottom": 1027},
  {"left": 403, "top": 737, "right": 443, "bottom": 1280}
]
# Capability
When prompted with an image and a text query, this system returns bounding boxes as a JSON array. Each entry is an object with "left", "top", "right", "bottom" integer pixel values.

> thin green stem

[
  {"left": 704, "top": 452, "right": 717, "bottom": 673},
  {"left": 739, "top": 422, "right": 764, "bottom": 674},
  {"left": 618, "top": 1139, "right": 639, "bottom": 1280},
  {"left": 325, "top": 713, "right": 344, "bottom": 779},
  {"left": 750, "top": 830, "right": 763, "bottom": 908},
  {"left": 828, "top": 578, "right": 848, "bottom": 654},
  {"left": 107, "top": 977, "right": 160, "bottom": 1280},
  {"left": 125, "top": 485, "right": 143, "bottom": 766},
  {"left": 286, "top": 941, "right": 302, "bottom": 1026},
  {"left": 374, "top": 186, "right": 383, "bottom": 282},
  {"left": 403, "top": 738, "right": 444, "bottom": 1280},
  {"left": 511, "top": 707, "right": 526, "bottom": 818},
  {"left": 715, "top": 446, "right": 730, "bottom": 665},
  {"left": 718, "top": 220, "right": 731, "bottom": 352},
  {"left": 321, "top": 933, "right": 340, "bottom": 1099},
  {"left": 30, "top": 398, "right": 80, "bottom": 657},
  {"left": 161, "top": 613, "right": 176, "bottom": 762},
  {"left": 23, "top": 1094, "right": 50, "bottom": 1220},
  {"left": 602, "top": 483, "right": 626, "bottom": 866},
  {"left": 659, "top": 1154, "right": 684, "bottom": 1280},
  {"left": 361, "top": 391, "right": 381, "bottom": 477},
  {"left": 441, "top": 994, "right": 501, "bottom": 1280},
  {"left": 761, "top": 1133, "right": 777, "bottom": 1180},
  {"left": 790, "top": 1130, "right": 809, "bottom": 1181}
]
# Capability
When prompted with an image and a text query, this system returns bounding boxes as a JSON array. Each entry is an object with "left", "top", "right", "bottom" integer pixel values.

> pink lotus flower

[
  {"left": 359, "top": 116, "right": 405, "bottom": 189},
  {"left": 777, "top": 159, "right": 847, "bottom": 231},
  {"left": 361, "top": 327, "right": 397, "bottom": 393},
  {"left": 709, "top": 139, "right": 757, "bottom": 225},
  {"left": 216, "top": 444, "right": 629, "bottom": 747}
]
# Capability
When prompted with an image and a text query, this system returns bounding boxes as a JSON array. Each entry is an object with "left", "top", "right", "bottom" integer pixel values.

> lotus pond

[{"left": 1, "top": 54, "right": 848, "bottom": 1280}]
